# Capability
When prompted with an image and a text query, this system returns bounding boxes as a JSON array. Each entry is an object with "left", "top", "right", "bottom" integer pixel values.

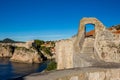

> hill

[{"left": 0, "top": 38, "right": 25, "bottom": 43}]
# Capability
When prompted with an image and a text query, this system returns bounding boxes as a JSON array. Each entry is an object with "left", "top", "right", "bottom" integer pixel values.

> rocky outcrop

[
  {"left": 0, "top": 44, "right": 14, "bottom": 57},
  {"left": 0, "top": 40, "right": 42, "bottom": 63},
  {"left": 10, "top": 47, "right": 42, "bottom": 63},
  {"left": 0, "top": 39, "right": 55, "bottom": 63}
]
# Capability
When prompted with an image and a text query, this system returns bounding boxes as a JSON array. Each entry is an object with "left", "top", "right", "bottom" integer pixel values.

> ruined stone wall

[
  {"left": 55, "top": 37, "right": 76, "bottom": 69},
  {"left": 74, "top": 17, "right": 105, "bottom": 54},
  {"left": 55, "top": 17, "right": 106, "bottom": 69},
  {"left": 95, "top": 29, "right": 120, "bottom": 63},
  {"left": 55, "top": 17, "right": 120, "bottom": 69},
  {"left": 73, "top": 17, "right": 105, "bottom": 68}
]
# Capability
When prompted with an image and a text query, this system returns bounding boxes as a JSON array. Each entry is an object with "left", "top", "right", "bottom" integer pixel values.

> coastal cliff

[
  {"left": 10, "top": 47, "right": 42, "bottom": 63},
  {"left": 0, "top": 44, "right": 14, "bottom": 57},
  {"left": 0, "top": 39, "right": 55, "bottom": 63}
]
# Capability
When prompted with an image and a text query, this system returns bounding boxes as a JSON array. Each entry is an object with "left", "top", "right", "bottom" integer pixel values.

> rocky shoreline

[{"left": 0, "top": 39, "right": 55, "bottom": 63}]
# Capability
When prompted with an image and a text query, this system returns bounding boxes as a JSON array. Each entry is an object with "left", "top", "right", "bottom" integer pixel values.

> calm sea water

[{"left": 0, "top": 58, "right": 47, "bottom": 80}]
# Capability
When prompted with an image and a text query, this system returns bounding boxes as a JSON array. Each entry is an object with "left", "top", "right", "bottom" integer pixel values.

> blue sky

[{"left": 0, "top": 0, "right": 120, "bottom": 41}]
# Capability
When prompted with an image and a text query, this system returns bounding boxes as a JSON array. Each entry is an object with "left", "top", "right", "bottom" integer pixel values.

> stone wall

[
  {"left": 55, "top": 17, "right": 120, "bottom": 69},
  {"left": 55, "top": 17, "right": 105, "bottom": 69},
  {"left": 55, "top": 37, "right": 76, "bottom": 69},
  {"left": 95, "top": 29, "right": 120, "bottom": 63},
  {"left": 24, "top": 67, "right": 120, "bottom": 80},
  {"left": 74, "top": 17, "right": 105, "bottom": 54}
]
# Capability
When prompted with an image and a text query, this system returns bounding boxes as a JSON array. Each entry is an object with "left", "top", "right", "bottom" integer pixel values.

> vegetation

[
  {"left": 46, "top": 41, "right": 55, "bottom": 47},
  {"left": 46, "top": 60, "right": 57, "bottom": 71},
  {"left": 15, "top": 47, "right": 34, "bottom": 53},
  {"left": 0, "top": 38, "right": 25, "bottom": 43},
  {"left": 40, "top": 46, "right": 53, "bottom": 56},
  {"left": 33, "top": 40, "right": 54, "bottom": 57},
  {"left": 33, "top": 40, "right": 45, "bottom": 51},
  {"left": 34, "top": 40, "right": 45, "bottom": 47},
  {"left": 33, "top": 39, "right": 55, "bottom": 61},
  {"left": 112, "top": 25, "right": 120, "bottom": 30},
  {"left": 3, "top": 38, "right": 15, "bottom": 43}
]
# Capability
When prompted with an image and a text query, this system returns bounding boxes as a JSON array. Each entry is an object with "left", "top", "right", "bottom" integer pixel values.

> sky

[{"left": 0, "top": 0, "right": 120, "bottom": 41}]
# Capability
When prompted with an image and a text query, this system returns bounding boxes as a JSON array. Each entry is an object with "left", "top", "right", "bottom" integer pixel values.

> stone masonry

[{"left": 56, "top": 17, "right": 120, "bottom": 69}]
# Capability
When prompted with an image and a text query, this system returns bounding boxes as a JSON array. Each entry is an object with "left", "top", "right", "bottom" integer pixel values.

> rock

[
  {"left": 10, "top": 47, "right": 42, "bottom": 63},
  {"left": 0, "top": 44, "right": 14, "bottom": 57}
]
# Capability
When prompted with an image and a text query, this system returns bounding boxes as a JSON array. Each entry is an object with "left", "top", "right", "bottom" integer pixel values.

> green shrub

[
  {"left": 46, "top": 61, "right": 57, "bottom": 71},
  {"left": 33, "top": 40, "right": 45, "bottom": 51},
  {"left": 34, "top": 40, "right": 45, "bottom": 46},
  {"left": 40, "top": 46, "right": 53, "bottom": 56},
  {"left": 112, "top": 25, "right": 120, "bottom": 30}
]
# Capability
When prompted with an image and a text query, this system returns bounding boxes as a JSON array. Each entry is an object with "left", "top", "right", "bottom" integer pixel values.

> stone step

[
  {"left": 83, "top": 42, "right": 94, "bottom": 44},
  {"left": 80, "top": 52, "right": 94, "bottom": 56},
  {"left": 80, "top": 53, "right": 94, "bottom": 56},
  {"left": 82, "top": 38, "right": 95, "bottom": 47},
  {"left": 81, "top": 47, "right": 94, "bottom": 53},
  {"left": 79, "top": 37, "right": 97, "bottom": 65},
  {"left": 84, "top": 39, "right": 95, "bottom": 42},
  {"left": 81, "top": 52, "right": 94, "bottom": 55},
  {"left": 79, "top": 53, "right": 95, "bottom": 61},
  {"left": 80, "top": 37, "right": 95, "bottom": 57},
  {"left": 81, "top": 50, "right": 94, "bottom": 53},
  {"left": 84, "top": 41, "right": 95, "bottom": 43},
  {"left": 82, "top": 44, "right": 94, "bottom": 47},
  {"left": 83, "top": 40, "right": 94, "bottom": 43}
]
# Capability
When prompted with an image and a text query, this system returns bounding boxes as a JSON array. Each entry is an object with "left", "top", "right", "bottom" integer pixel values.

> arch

[
  {"left": 85, "top": 24, "right": 95, "bottom": 37},
  {"left": 78, "top": 17, "right": 105, "bottom": 37},
  {"left": 74, "top": 17, "right": 105, "bottom": 53}
]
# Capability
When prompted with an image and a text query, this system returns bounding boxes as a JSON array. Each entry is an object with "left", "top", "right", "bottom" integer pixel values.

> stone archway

[
  {"left": 56, "top": 17, "right": 106, "bottom": 69},
  {"left": 78, "top": 18, "right": 105, "bottom": 37},
  {"left": 74, "top": 17, "right": 105, "bottom": 53},
  {"left": 85, "top": 24, "right": 95, "bottom": 37},
  {"left": 73, "top": 17, "right": 105, "bottom": 67}
]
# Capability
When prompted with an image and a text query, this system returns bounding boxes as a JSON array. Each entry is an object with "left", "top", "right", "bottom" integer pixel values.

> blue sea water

[{"left": 0, "top": 58, "right": 47, "bottom": 80}]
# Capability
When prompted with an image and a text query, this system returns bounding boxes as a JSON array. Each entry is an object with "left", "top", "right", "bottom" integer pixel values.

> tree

[{"left": 33, "top": 40, "right": 45, "bottom": 51}]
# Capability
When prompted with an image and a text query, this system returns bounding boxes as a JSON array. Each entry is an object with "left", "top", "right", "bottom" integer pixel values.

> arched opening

[{"left": 85, "top": 24, "right": 95, "bottom": 38}]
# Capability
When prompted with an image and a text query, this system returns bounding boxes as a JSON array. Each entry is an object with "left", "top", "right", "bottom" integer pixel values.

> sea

[{"left": 0, "top": 58, "right": 47, "bottom": 80}]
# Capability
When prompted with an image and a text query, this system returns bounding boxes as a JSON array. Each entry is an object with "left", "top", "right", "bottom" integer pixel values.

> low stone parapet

[{"left": 24, "top": 67, "right": 120, "bottom": 80}]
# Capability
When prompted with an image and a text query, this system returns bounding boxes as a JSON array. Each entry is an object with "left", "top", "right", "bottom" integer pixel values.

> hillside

[{"left": 0, "top": 38, "right": 25, "bottom": 43}]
